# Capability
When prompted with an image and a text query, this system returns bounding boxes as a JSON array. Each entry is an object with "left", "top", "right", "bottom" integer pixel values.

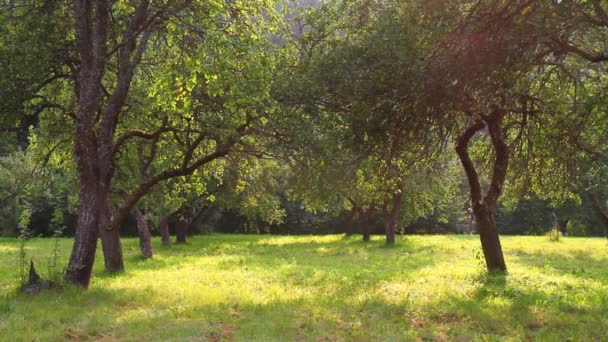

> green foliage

[
  {"left": 0, "top": 149, "right": 71, "bottom": 237},
  {"left": 16, "top": 237, "right": 27, "bottom": 287},
  {"left": 16, "top": 197, "right": 32, "bottom": 287},
  {"left": 0, "top": 0, "right": 73, "bottom": 146},
  {"left": 566, "top": 220, "right": 589, "bottom": 237},
  {"left": 472, "top": 247, "right": 486, "bottom": 271},
  {"left": 0, "top": 292, "right": 10, "bottom": 316}
]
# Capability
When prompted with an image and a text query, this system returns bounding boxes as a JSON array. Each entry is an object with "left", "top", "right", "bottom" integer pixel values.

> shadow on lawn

[
  {"left": 426, "top": 271, "right": 608, "bottom": 340},
  {"left": 510, "top": 249, "right": 608, "bottom": 284},
  {"left": 40, "top": 285, "right": 419, "bottom": 341},
  {"left": 109, "top": 235, "right": 439, "bottom": 301},
  {"left": 118, "top": 234, "right": 436, "bottom": 272}
]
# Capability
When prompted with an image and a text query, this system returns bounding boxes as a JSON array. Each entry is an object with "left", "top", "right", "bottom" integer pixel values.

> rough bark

[
  {"left": 472, "top": 202, "right": 506, "bottom": 271},
  {"left": 66, "top": 0, "right": 147, "bottom": 285},
  {"left": 455, "top": 110, "right": 508, "bottom": 272},
  {"left": 99, "top": 186, "right": 124, "bottom": 272},
  {"left": 132, "top": 207, "right": 153, "bottom": 258},
  {"left": 65, "top": 0, "right": 110, "bottom": 288},
  {"left": 65, "top": 166, "right": 100, "bottom": 287},
  {"left": 159, "top": 214, "right": 171, "bottom": 246}
]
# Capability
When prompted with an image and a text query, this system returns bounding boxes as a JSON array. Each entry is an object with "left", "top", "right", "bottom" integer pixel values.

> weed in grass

[
  {"left": 546, "top": 225, "right": 562, "bottom": 242},
  {"left": 472, "top": 247, "right": 486, "bottom": 272},
  {"left": 47, "top": 210, "right": 66, "bottom": 283},
  {"left": 0, "top": 292, "right": 11, "bottom": 315}
]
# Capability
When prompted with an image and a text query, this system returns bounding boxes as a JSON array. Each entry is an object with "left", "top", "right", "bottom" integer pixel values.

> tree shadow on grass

[
  {"left": 92, "top": 235, "right": 439, "bottom": 304},
  {"left": 11, "top": 286, "right": 422, "bottom": 341},
  {"left": 43, "top": 275, "right": 607, "bottom": 341},
  {"left": 426, "top": 271, "right": 608, "bottom": 341},
  {"left": 510, "top": 249, "right": 608, "bottom": 284},
  {"left": 113, "top": 234, "right": 436, "bottom": 274}
]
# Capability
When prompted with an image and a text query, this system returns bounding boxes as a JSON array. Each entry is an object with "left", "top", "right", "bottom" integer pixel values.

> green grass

[{"left": 1, "top": 234, "right": 607, "bottom": 341}]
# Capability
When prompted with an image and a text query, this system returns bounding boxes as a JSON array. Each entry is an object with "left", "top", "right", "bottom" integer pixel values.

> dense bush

[{"left": 566, "top": 220, "right": 589, "bottom": 237}]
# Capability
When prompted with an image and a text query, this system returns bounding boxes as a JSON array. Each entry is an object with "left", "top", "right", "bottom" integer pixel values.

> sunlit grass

[{"left": 0, "top": 234, "right": 607, "bottom": 341}]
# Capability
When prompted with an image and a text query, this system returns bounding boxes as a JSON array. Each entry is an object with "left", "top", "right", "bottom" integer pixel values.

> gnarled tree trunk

[
  {"left": 455, "top": 109, "right": 508, "bottom": 272},
  {"left": 65, "top": 170, "right": 100, "bottom": 287},
  {"left": 133, "top": 207, "right": 153, "bottom": 258}
]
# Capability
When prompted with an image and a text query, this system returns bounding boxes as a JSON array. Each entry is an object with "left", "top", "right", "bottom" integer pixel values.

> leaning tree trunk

[
  {"left": 159, "top": 214, "right": 171, "bottom": 246},
  {"left": 132, "top": 207, "right": 153, "bottom": 258},
  {"left": 456, "top": 110, "right": 508, "bottom": 273},
  {"left": 472, "top": 202, "right": 506, "bottom": 271},
  {"left": 175, "top": 217, "right": 188, "bottom": 244},
  {"left": 65, "top": 171, "right": 100, "bottom": 288}
]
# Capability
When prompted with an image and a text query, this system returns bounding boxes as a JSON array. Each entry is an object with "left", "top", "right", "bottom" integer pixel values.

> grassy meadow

[{"left": 0, "top": 234, "right": 607, "bottom": 341}]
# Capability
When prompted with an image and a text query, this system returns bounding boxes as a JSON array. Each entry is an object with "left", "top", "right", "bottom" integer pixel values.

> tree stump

[{"left": 20, "top": 260, "right": 59, "bottom": 295}]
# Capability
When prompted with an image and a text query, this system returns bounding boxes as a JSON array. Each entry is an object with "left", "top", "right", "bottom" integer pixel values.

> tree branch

[{"left": 455, "top": 120, "right": 486, "bottom": 205}]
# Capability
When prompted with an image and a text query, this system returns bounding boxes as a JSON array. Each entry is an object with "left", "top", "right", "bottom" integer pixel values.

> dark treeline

[{"left": 3, "top": 191, "right": 603, "bottom": 238}]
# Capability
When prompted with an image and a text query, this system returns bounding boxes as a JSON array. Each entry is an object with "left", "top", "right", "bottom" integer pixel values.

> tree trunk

[
  {"left": 344, "top": 205, "right": 357, "bottom": 236},
  {"left": 358, "top": 207, "right": 373, "bottom": 242},
  {"left": 159, "top": 214, "right": 171, "bottom": 246},
  {"left": 99, "top": 186, "right": 124, "bottom": 273},
  {"left": 382, "top": 190, "right": 402, "bottom": 246},
  {"left": 64, "top": 177, "right": 99, "bottom": 288},
  {"left": 175, "top": 217, "right": 188, "bottom": 244},
  {"left": 472, "top": 203, "right": 506, "bottom": 271},
  {"left": 362, "top": 218, "right": 371, "bottom": 241},
  {"left": 456, "top": 111, "right": 508, "bottom": 273},
  {"left": 384, "top": 216, "right": 396, "bottom": 245},
  {"left": 132, "top": 207, "right": 153, "bottom": 258}
]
